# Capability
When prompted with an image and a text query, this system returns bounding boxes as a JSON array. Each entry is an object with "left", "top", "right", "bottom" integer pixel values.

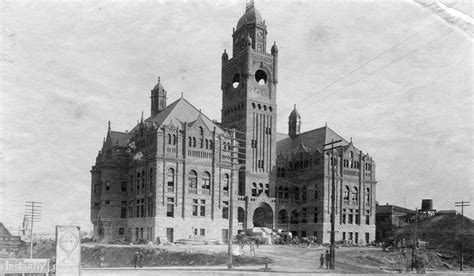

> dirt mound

[{"left": 394, "top": 213, "right": 474, "bottom": 267}]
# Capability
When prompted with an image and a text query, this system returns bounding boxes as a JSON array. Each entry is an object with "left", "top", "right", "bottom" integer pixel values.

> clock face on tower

[{"left": 257, "top": 30, "right": 264, "bottom": 38}]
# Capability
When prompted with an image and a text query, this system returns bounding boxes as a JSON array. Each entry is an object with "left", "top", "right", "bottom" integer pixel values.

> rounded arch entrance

[{"left": 252, "top": 202, "right": 274, "bottom": 229}]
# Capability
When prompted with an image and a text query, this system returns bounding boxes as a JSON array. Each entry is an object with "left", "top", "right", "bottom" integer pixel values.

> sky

[{"left": 0, "top": 0, "right": 472, "bottom": 233}]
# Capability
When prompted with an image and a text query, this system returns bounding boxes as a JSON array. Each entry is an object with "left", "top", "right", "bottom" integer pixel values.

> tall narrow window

[
  {"left": 258, "top": 183, "right": 263, "bottom": 195},
  {"left": 251, "top": 183, "right": 257, "bottom": 197},
  {"left": 167, "top": 198, "right": 174, "bottom": 217},
  {"left": 343, "top": 186, "right": 350, "bottom": 200},
  {"left": 284, "top": 187, "right": 289, "bottom": 199},
  {"left": 202, "top": 172, "right": 211, "bottom": 194},
  {"left": 105, "top": 181, "right": 111, "bottom": 191},
  {"left": 302, "top": 186, "right": 307, "bottom": 201},
  {"left": 223, "top": 174, "right": 229, "bottom": 196},
  {"left": 265, "top": 184, "right": 269, "bottom": 196},
  {"left": 200, "top": 199, "right": 206, "bottom": 216},
  {"left": 167, "top": 168, "right": 175, "bottom": 192},
  {"left": 150, "top": 168, "right": 154, "bottom": 193},
  {"left": 352, "top": 187, "right": 358, "bottom": 202},
  {"left": 188, "top": 170, "right": 197, "bottom": 193},
  {"left": 294, "top": 187, "right": 299, "bottom": 201},
  {"left": 366, "top": 188, "right": 370, "bottom": 204},
  {"left": 168, "top": 134, "right": 172, "bottom": 144},
  {"left": 222, "top": 201, "right": 229, "bottom": 219}
]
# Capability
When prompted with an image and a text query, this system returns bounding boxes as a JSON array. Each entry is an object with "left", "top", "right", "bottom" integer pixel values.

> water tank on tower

[{"left": 421, "top": 199, "right": 433, "bottom": 211}]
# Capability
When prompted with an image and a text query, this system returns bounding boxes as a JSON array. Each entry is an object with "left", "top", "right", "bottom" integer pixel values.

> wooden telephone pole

[
  {"left": 25, "top": 201, "right": 42, "bottom": 259},
  {"left": 455, "top": 201, "right": 469, "bottom": 271},
  {"left": 323, "top": 139, "right": 342, "bottom": 270}
]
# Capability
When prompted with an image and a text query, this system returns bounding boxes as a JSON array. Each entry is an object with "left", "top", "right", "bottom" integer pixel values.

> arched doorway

[{"left": 253, "top": 203, "right": 273, "bottom": 229}]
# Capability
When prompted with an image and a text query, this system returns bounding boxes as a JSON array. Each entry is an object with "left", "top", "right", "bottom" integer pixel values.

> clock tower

[{"left": 221, "top": 1, "right": 278, "bottom": 206}]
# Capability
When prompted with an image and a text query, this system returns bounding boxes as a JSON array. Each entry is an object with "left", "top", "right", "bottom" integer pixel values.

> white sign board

[
  {"left": 0, "top": 258, "right": 49, "bottom": 274},
  {"left": 55, "top": 225, "right": 81, "bottom": 276}
]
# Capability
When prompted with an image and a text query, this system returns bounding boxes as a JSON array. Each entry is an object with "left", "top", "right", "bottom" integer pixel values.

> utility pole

[
  {"left": 411, "top": 208, "right": 418, "bottom": 271},
  {"left": 455, "top": 201, "right": 470, "bottom": 271},
  {"left": 323, "top": 139, "right": 342, "bottom": 270},
  {"left": 25, "top": 201, "right": 42, "bottom": 259},
  {"left": 227, "top": 129, "right": 236, "bottom": 269},
  {"left": 224, "top": 128, "right": 246, "bottom": 269}
]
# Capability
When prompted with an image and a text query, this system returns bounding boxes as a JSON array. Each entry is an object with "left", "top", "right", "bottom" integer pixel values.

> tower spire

[{"left": 246, "top": 0, "right": 254, "bottom": 11}]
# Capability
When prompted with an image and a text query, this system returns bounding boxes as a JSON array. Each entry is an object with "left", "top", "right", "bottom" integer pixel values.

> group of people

[{"left": 319, "top": 250, "right": 331, "bottom": 269}]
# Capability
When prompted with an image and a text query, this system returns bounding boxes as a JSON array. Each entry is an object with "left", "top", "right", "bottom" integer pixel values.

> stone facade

[{"left": 90, "top": 3, "right": 377, "bottom": 244}]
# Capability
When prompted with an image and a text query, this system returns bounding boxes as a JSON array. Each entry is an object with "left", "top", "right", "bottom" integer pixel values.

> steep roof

[
  {"left": 276, "top": 126, "right": 350, "bottom": 156},
  {"left": 109, "top": 131, "right": 131, "bottom": 147},
  {"left": 0, "top": 222, "right": 12, "bottom": 236},
  {"left": 145, "top": 97, "right": 225, "bottom": 134}
]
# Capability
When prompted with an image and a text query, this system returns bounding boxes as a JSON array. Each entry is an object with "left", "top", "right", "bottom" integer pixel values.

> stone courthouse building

[{"left": 90, "top": 2, "right": 377, "bottom": 244}]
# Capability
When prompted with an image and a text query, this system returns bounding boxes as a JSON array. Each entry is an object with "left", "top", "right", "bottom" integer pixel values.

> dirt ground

[{"left": 22, "top": 240, "right": 473, "bottom": 274}]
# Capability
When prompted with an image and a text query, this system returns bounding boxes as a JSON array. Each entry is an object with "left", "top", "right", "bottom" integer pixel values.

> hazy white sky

[{"left": 1, "top": 0, "right": 472, "bottom": 233}]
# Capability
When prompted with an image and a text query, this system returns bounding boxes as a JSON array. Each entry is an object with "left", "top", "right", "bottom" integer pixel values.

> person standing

[
  {"left": 319, "top": 253, "right": 325, "bottom": 268},
  {"left": 133, "top": 251, "right": 139, "bottom": 268},
  {"left": 325, "top": 250, "right": 330, "bottom": 269}
]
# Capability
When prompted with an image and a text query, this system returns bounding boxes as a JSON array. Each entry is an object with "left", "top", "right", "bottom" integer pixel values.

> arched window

[
  {"left": 284, "top": 187, "right": 289, "bottom": 199},
  {"left": 202, "top": 171, "right": 211, "bottom": 192},
  {"left": 302, "top": 186, "right": 307, "bottom": 201},
  {"left": 222, "top": 174, "right": 229, "bottom": 196},
  {"left": 314, "top": 188, "right": 319, "bottom": 200},
  {"left": 173, "top": 134, "right": 177, "bottom": 145},
  {"left": 167, "top": 168, "right": 174, "bottom": 192},
  {"left": 141, "top": 170, "right": 145, "bottom": 190},
  {"left": 366, "top": 188, "right": 370, "bottom": 203},
  {"left": 352, "top": 187, "right": 358, "bottom": 201},
  {"left": 278, "top": 209, "right": 288, "bottom": 224},
  {"left": 291, "top": 210, "right": 298, "bottom": 224},
  {"left": 168, "top": 134, "right": 172, "bottom": 144},
  {"left": 200, "top": 138, "right": 203, "bottom": 148},
  {"left": 251, "top": 183, "right": 257, "bottom": 197},
  {"left": 265, "top": 183, "right": 269, "bottom": 196},
  {"left": 294, "top": 187, "right": 300, "bottom": 201},
  {"left": 199, "top": 127, "right": 204, "bottom": 136},
  {"left": 258, "top": 183, "right": 264, "bottom": 195},
  {"left": 188, "top": 137, "right": 192, "bottom": 147},
  {"left": 209, "top": 140, "right": 213, "bottom": 150},
  {"left": 350, "top": 151, "right": 354, "bottom": 168},
  {"left": 278, "top": 187, "right": 283, "bottom": 199},
  {"left": 205, "top": 139, "right": 209, "bottom": 149},
  {"left": 343, "top": 186, "right": 350, "bottom": 200},
  {"left": 188, "top": 170, "right": 197, "bottom": 190},
  {"left": 193, "top": 137, "right": 196, "bottom": 147}
]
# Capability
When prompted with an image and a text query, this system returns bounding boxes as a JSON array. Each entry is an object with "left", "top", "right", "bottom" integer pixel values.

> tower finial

[
  {"left": 141, "top": 111, "right": 144, "bottom": 122},
  {"left": 158, "top": 76, "right": 160, "bottom": 83},
  {"left": 108, "top": 120, "right": 111, "bottom": 131}
]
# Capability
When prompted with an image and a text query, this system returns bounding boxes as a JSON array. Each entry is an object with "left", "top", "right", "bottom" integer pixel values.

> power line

[
  {"left": 285, "top": 28, "right": 454, "bottom": 117},
  {"left": 276, "top": 22, "right": 450, "bottom": 121}
]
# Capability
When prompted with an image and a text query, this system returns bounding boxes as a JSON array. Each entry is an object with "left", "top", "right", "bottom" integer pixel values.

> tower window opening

[
  {"left": 255, "top": 69, "right": 267, "bottom": 85},
  {"left": 232, "top": 73, "right": 240, "bottom": 88}
]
